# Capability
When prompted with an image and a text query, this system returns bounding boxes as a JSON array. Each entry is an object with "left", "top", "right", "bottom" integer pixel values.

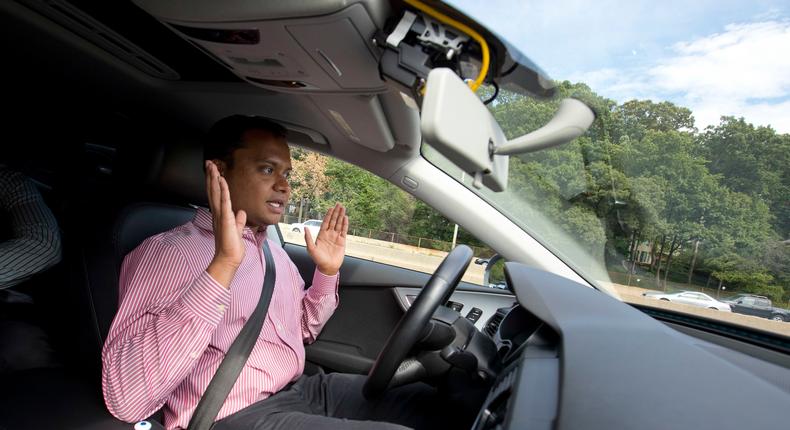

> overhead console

[{"left": 133, "top": 0, "right": 389, "bottom": 94}]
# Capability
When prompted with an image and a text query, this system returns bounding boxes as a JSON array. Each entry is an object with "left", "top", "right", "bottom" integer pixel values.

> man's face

[{"left": 217, "top": 129, "right": 292, "bottom": 228}]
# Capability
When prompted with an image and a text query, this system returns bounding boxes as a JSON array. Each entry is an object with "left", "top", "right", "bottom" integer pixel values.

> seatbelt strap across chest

[{"left": 188, "top": 240, "right": 276, "bottom": 430}]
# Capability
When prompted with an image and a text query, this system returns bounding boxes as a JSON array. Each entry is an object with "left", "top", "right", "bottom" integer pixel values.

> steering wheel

[{"left": 363, "top": 245, "right": 473, "bottom": 399}]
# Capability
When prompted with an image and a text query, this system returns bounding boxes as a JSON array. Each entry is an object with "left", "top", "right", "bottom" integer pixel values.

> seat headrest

[
  {"left": 116, "top": 136, "right": 207, "bottom": 206},
  {"left": 114, "top": 203, "right": 197, "bottom": 261}
]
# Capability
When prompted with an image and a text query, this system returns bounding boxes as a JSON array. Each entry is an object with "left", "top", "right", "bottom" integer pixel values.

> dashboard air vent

[
  {"left": 475, "top": 363, "right": 519, "bottom": 430},
  {"left": 484, "top": 308, "right": 508, "bottom": 337}
]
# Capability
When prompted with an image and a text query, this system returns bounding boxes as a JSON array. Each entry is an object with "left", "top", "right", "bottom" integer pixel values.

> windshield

[{"left": 430, "top": 0, "right": 790, "bottom": 337}]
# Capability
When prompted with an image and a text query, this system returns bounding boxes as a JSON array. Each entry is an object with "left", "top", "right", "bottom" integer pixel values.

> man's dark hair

[{"left": 203, "top": 115, "right": 288, "bottom": 168}]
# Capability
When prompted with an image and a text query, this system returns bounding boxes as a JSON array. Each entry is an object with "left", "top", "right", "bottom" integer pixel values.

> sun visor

[{"left": 421, "top": 68, "right": 508, "bottom": 191}]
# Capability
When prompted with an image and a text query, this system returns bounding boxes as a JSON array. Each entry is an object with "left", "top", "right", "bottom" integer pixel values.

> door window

[{"left": 280, "top": 148, "right": 495, "bottom": 286}]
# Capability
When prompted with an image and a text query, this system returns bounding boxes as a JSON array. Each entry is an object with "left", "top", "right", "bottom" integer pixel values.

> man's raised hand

[
  {"left": 205, "top": 160, "right": 247, "bottom": 288},
  {"left": 305, "top": 203, "right": 348, "bottom": 276}
]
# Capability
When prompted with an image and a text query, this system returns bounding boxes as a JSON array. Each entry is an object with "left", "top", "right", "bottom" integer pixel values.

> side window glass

[{"left": 280, "top": 148, "right": 496, "bottom": 286}]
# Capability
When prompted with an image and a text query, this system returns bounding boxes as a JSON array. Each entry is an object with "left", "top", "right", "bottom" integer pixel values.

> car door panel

[
  {"left": 303, "top": 285, "right": 404, "bottom": 374},
  {"left": 739, "top": 300, "right": 757, "bottom": 316},
  {"left": 690, "top": 295, "right": 705, "bottom": 308},
  {"left": 677, "top": 294, "right": 694, "bottom": 306},
  {"left": 755, "top": 299, "right": 771, "bottom": 318},
  {"left": 283, "top": 243, "right": 515, "bottom": 374}
]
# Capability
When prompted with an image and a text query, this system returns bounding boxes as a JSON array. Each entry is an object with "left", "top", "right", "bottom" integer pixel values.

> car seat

[{"left": 0, "top": 136, "right": 205, "bottom": 430}]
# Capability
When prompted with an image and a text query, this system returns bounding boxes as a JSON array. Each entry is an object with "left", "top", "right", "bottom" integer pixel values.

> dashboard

[
  {"left": 392, "top": 285, "right": 516, "bottom": 332},
  {"left": 471, "top": 262, "right": 790, "bottom": 430}
]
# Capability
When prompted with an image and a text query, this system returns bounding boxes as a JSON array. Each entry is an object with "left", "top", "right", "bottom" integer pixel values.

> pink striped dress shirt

[{"left": 101, "top": 208, "right": 339, "bottom": 430}]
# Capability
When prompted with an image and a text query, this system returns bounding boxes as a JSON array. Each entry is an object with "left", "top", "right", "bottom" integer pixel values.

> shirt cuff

[
  {"left": 181, "top": 271, "right": 232, "bottom": 326},
  {"left": 310, "top": 269, "right": 339, "bottom": 296}
]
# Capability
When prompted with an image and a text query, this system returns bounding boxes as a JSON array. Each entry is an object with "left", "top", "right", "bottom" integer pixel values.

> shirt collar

[{"left": 193, "top": 207, "right": 268, "bottom": 243}]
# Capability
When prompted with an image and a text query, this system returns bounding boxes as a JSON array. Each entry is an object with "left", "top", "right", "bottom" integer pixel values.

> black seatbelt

[{"left": 188, "top": 240, "right": 276, "bottom": 430}]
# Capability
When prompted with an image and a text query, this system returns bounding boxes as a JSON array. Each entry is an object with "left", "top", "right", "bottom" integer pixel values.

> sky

[{"left": 448, "top": 0, "right": 790, "bottom": 133}]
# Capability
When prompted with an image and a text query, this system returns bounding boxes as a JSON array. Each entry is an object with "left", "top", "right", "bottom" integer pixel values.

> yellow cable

[{"left": 403, "top": 0, "right": 490, "bottom": 92}]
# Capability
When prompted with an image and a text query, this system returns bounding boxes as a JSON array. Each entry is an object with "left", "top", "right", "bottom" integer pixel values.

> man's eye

[
  {"left": 284, "top": 171, "right": 291, "bottom": 179},
  {"left": 260, "top": 166, "right": 274, "bottom": 174}
]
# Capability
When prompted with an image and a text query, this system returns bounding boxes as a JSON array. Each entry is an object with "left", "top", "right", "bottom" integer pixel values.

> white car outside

[
  {"left": 643, "top": 291, "right": 732, "bottom": 311},
  {"left": 290, "top": 219, "right": 322, "bottom": 240}
]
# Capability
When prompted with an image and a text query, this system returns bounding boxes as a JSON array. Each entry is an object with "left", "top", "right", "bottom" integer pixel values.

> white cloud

[
  {"left": 568, "top": 68, "right": 655, "bottom": 101},
  {"left": 693, "top": 98, "right": 790, "bottom": 133},
  {"left": 653, "top": 21, "right": 790, "bottom": 100},
  {"left": 570, "top": 20, "right": 790, "bottom": 132}
]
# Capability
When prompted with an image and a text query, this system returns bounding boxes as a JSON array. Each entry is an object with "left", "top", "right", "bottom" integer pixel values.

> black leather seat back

[
  {"left": 76, "top": 138, "right": 208, "bottom": 372},
  {"left": 91, "top": 203, "right": 197, "bottom": 340},
  {"left": 1, "top": 137, "right": 206, "bottom": 430}
]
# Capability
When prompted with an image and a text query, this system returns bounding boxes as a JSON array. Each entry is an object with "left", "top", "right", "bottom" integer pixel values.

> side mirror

[{"left": 483, "top": 254, "right": 506, "bottom": 289}]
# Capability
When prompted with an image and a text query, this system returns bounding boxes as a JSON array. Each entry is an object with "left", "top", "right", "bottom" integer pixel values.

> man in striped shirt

[{"left": 102, "top": 116, "right": 442, "bottom": 430}]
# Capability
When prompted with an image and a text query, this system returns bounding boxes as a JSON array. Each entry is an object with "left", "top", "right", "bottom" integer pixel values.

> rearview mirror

[{"left": 494, "top": 98, "right": 595, "bottom": 155}]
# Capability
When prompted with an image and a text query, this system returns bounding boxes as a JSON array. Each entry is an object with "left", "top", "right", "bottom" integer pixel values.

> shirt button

[
  {"left": 189, "top": 351, "right": 199, "bottom": 359},
  {"left": 217, "top": 304, "right": 226, "bottom": 314},
  {"left": 276, "top": 323, "right": 283, "bottom": 331}
]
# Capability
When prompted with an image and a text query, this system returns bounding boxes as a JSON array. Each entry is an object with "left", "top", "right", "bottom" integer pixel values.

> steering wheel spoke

[
  {"left": 389, "top": 357, "right": 428, "bottom": 389},
  {"left": 363, "top": 245, "right": 474, "bottom": 399}
]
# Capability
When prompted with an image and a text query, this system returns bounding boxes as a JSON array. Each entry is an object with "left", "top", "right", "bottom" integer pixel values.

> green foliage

[
  {"left": 613, "top": 99, "right": 696, "bottom": 141},
  {"left": 481, "top": 82, "right": 786, "bottom": 297},
  {"left": 319, "top": 158, "right": 415, "bottom": 234},
  {"left": 701, "top": 117, "right": 790, "bottom": 238},
  {"left": 289, "top": 79, "right": 787, "bottom": 298},
  {"left": 741, "top": 285, "right": 786, "bottom": 303}
]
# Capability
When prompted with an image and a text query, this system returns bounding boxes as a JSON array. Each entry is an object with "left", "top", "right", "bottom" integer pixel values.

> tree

[
  {"left": 762, "top": 241, "right": 790, "bottom": 301},
  {"left": 320, "top": 158, "right": 415, "bottom": 234},
  {"left": 613, "top": 100, "right": 696, "bottom": 142},
  {"left": 707, "top": 254, "right": 782, "bottom": 301},
  {"left": 289, "top": 148, "right": 329, "bottom": 221},
  {"left": 701, "top": 117, "right": 790, "bottom": 238}
]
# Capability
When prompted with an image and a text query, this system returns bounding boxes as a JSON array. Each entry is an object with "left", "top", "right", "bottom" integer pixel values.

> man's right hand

[{"left": 205, "top": 160, "right": 247, "bottom": 289}]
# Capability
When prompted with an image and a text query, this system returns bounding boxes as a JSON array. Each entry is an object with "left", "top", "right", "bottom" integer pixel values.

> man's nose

[{"left": 275, "top": 175, "right": 290, "bottom": 193}]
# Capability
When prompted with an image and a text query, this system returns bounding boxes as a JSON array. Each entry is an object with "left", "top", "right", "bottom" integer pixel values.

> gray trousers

[{"left": 213, "top": 372, "right": 459, "bottom": 430}]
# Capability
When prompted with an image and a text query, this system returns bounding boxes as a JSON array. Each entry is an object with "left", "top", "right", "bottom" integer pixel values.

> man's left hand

[{"left": 305, "top": 203, "right": 348, "bottom": 276}]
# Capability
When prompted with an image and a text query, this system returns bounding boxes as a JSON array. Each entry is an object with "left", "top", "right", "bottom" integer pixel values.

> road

[
  {"left": 282, "top": 224, "right": 789, "bottom": 337},
  {"left": 613, "top": 284, "right": 790, "bottom": 337},
  {"left": 281, "top": 226, "right": 486, "bottom": 285}
]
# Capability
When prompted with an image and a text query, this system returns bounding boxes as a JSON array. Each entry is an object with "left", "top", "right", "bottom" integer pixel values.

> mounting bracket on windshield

[{"left": 377, "top": 8, "right": 479, "bottom": 98}]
